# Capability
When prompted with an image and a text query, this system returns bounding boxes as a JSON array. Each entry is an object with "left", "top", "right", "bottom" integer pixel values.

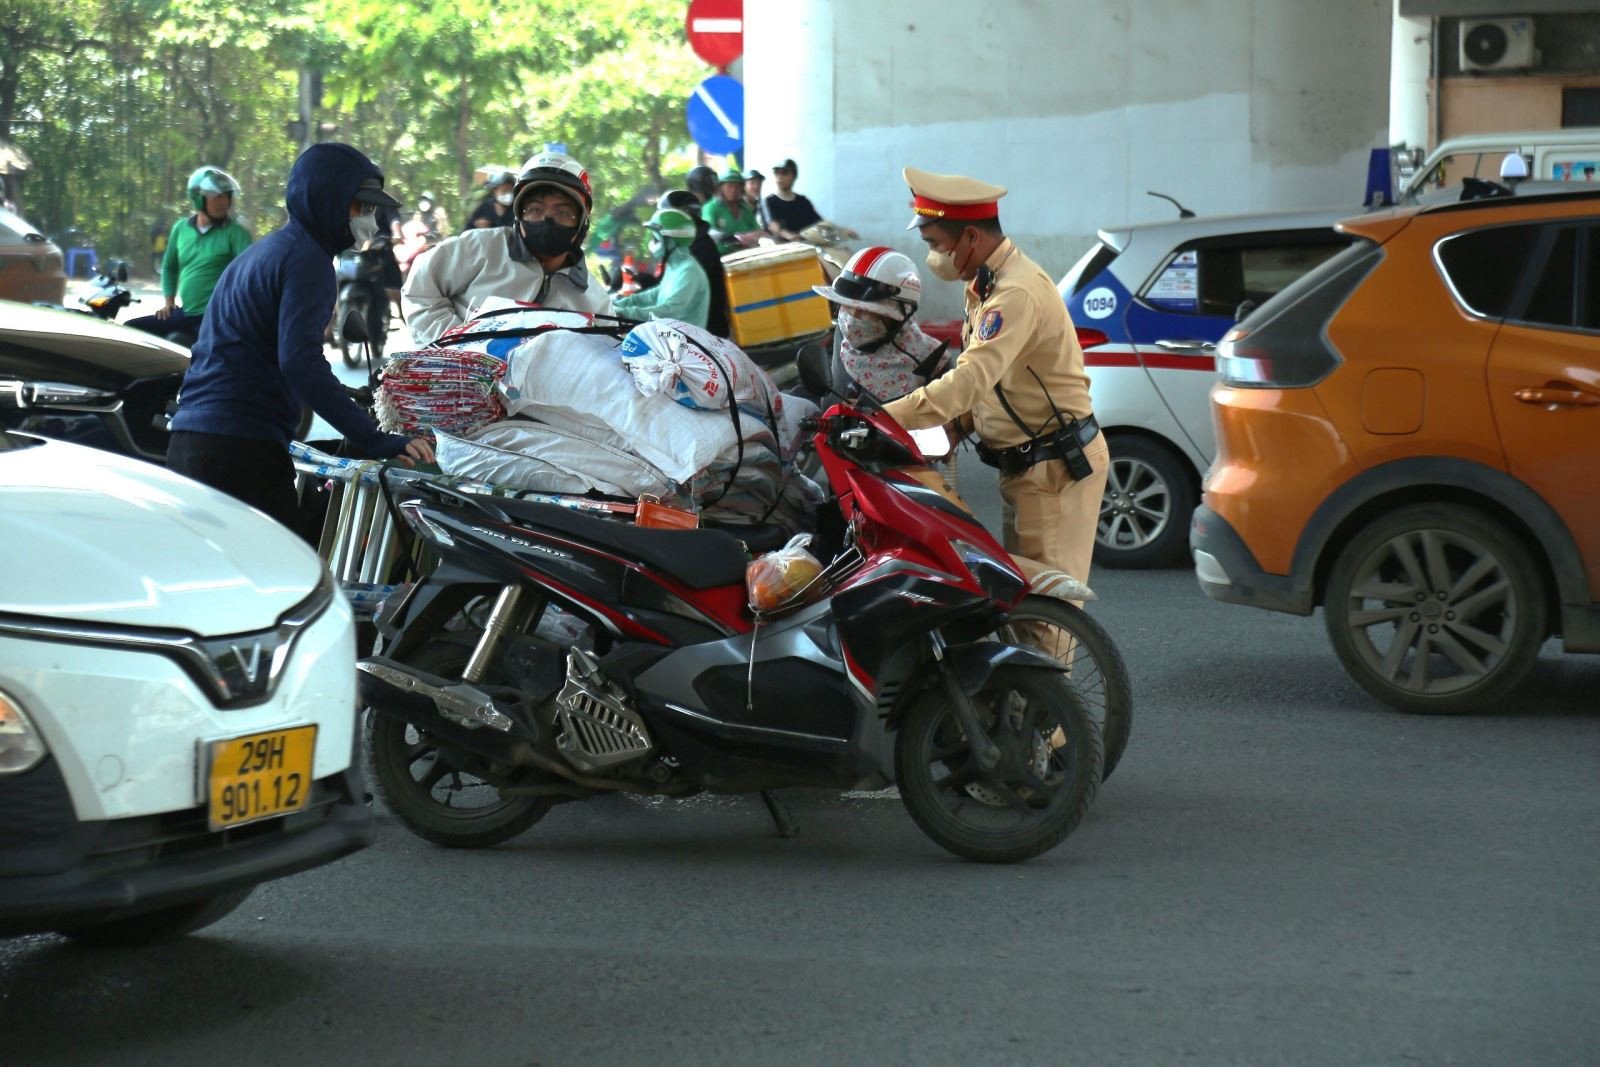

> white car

[
  {"left": 1059, "top": 207, "right": 1356, "bottom": 567},
  {"left": 0, "top": 429, "right": 372, "bottom": 944}
]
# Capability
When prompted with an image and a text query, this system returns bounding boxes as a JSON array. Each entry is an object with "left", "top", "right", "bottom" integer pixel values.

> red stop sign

[{"left": 686, "top": 0, "right": 743, "bottom": 68}]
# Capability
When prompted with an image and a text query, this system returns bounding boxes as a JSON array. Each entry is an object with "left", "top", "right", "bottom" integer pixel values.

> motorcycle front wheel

[
  {"left": 365, "top": 640, "right": 551, "bottom": 848},
  {"left": 991, "top": 596, "right": 1132, "bottom": 781},
  {"left": 895, "top": 665, "right": 1102, "bottom": 864}
]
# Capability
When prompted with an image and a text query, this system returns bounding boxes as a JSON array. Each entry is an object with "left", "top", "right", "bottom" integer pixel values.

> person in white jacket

[{"left": 402, "top": 152, "right": 611, "bottom": 345}]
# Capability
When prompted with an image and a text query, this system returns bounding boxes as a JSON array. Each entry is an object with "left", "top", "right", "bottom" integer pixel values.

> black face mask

[{"left": 520, "top": 218, "right": 579, "bottom": 258}]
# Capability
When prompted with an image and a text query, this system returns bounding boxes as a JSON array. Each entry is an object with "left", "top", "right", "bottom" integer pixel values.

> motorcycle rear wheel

[
  {"left": 895, "top": 665, "right": 1101, "bottom": 864},
  {"left": 991, "top": 596, "right": 1132, "bottom": 781},
  {"left": 366, "top": 641, "right": 550, "bottom": 848}
]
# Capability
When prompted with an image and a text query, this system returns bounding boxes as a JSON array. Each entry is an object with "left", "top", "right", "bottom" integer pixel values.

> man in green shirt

[
  {"left": 613, "top": 207, "right": 709, "bottom": 328},
  {"left": 702, "top": 167, "right": 760, "bottom": 255},
  {"left": 127, "top": 166, "right": 252, "bottom": 344}
]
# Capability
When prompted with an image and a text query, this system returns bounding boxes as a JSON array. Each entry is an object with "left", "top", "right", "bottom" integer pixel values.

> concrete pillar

[{"left": 1390, "top": 3, "right": 1434, "bottom": 151}]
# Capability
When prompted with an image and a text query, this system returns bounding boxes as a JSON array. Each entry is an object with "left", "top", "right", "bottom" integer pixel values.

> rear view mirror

[
  {"left": 1234, "top": 299, "right": 1258, "bottom": 322},
  {"left": 796, "top": 342, "right": 832, "bottom": 397},
  {"left": 341, "top": 308, "right": 370, "bottom": 343}
]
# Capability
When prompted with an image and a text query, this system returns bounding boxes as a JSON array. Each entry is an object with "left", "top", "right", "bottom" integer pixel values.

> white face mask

[
  {"left": 495, "top": 192, "right": 513, "bottom": 206},
  {"left": 349, "top": 212, "right": 379, "bottom": 246}
]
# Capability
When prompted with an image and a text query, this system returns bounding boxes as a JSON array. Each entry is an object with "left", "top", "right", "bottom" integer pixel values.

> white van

[{"left": 1400, "top": 127, "right": 1600, "bottom": 202}]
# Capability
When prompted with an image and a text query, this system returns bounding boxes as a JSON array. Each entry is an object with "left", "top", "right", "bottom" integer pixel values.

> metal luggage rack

[{"left": 290, "top": 442, "right": 636, "bottom": 620}]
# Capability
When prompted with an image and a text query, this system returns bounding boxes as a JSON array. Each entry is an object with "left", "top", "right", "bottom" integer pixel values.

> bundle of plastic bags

[{"left": 374, "top": 348, "right": 506, "bottom": 442}]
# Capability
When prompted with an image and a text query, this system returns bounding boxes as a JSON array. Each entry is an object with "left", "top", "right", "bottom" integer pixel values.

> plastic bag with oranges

[{"left": 746, "top": 534, "right": 825, "bottom": 612}]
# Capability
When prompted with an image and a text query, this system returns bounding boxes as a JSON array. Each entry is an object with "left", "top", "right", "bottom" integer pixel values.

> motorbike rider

[
  {"left": 704, "top": 167, "right": 759, "bottom": 254},
  {"left": 466, "top": 169, "right": 516, "bottom": 229},
  {"left": 126, "top": 167, "right": 252, "bottom": 343},
  {"left": 686, "top": 165, "right": 718, "bottom": 206},
  {"left": 611, "top": 206, "right": 709, "bottom": 329},
  {"left": 661, "top": 189, "right": 730, "bottom": 338},
  {"left": 812, "top": 246, "right": 953, "bottom": 402},
  {"left": 401, "top": 151, "right": 611, "bottom": 345},
  {"left": 167, "top": 143, "right": 432, "bottom": 532},
  {"left": 414, "top": 191, "right": 444, "bottom": 236},
  {"left": 743, "top": 169, "right": 769, "bottom": 229},
  {"left": 883, "top": 167, "right": 1108, "bottom": 595}
]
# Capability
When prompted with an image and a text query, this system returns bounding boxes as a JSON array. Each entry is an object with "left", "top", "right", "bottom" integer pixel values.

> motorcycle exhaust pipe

[{"left": 357, "top": 659, "right": 530, "bottom": 764}]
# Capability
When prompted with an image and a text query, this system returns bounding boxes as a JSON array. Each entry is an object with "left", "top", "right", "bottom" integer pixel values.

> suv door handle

[
  {"left": 1154, "top": 339, "right": 1216, "bottom": 352},
  {"left": 1514, "top": 387, "right": 1600, "bottom": 408}
]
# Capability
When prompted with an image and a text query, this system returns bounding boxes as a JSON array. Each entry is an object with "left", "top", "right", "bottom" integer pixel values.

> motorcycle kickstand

[{"left": 760, "top": 789, "right": 798, "bottom": 839}]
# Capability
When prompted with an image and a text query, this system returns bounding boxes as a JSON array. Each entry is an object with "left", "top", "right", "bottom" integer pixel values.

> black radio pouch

[
  {"left": 1051, "top": 426, "right": 1095, "bottom": 481},
  {"left": 992, "top": 369, "right": 1095, "bottom": 481}
]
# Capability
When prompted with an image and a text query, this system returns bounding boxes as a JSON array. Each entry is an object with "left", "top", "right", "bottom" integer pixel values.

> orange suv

[{"left": 1191, "top": 183, "right": 1600, "bottom": 714}]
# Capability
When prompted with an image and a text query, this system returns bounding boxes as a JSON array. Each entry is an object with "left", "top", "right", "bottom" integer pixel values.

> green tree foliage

[{"left": 4, "top": 0, "right": 701, "bottom": 264}]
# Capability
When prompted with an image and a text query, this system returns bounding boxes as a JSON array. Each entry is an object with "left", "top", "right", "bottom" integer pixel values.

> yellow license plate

[{"left": 206, "top": 725, "right": 318, "bottom": 831}]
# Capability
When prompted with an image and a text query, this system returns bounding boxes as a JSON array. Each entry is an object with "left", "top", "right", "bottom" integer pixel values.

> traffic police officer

[{"left": 884, "top": 167, "right": 1109, "bottom": 590}]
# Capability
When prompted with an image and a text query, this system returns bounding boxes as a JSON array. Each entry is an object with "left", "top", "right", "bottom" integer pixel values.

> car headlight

[
  {"left": 0, "top": 380, "right": 119, "bottom": 409},
  {"left": 951, "top": 538, "right": 1026, "bottom": 604},
  {"left": 0, "top": 689, "right": 49, "bottom": 775}
]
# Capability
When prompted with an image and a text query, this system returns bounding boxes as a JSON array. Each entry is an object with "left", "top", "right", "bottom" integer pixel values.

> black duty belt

[{"left": 975, "top": 414, "right": 1100, "bottom": 478}]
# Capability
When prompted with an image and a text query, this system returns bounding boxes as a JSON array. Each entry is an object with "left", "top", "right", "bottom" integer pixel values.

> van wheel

[
  {"left": 1324, "top": 503, "right": 1547, "bottom": 715},
  {"left": 1094, "top": 436, "right": 1195, "bottom": 569}
]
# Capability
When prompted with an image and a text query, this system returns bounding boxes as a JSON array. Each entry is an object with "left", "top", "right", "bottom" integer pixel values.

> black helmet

[
  {"left": 484, "top": 169, "right": 516, "bottom": 189},
  {"left": 686, "top": 165, "right": 717, "bottom": 203},
  {"left": 661, "top": 189, "right": 703, "bottom": 219}
]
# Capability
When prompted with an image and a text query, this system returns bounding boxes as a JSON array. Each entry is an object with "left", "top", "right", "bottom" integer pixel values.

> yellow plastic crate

[{"left": 723, "top": 244, "right": 832, "bottom": 348}]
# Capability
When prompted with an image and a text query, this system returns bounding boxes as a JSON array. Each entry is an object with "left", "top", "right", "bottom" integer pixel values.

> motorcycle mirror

[
  {"left": 795, "top": 342, "right": 834, "bottom": 398},
  {"left": 341, "top": 308, "right": 370, "bottom": 344},
  {"left": 115, "top": 261, "right": 129, "bottom": 283}
]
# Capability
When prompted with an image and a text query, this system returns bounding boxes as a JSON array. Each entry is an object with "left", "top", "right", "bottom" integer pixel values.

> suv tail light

[
  {"left": 1075, "top": 326, "right": 1110, "bottom": 349},
  {"left": 1218, "top": 240, "right": 1383, "bottom": 388}
]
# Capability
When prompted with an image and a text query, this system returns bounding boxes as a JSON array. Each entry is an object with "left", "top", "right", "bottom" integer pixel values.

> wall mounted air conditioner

[{"left": 1460, "top": 18, "right": 1539, "bottom": 72}]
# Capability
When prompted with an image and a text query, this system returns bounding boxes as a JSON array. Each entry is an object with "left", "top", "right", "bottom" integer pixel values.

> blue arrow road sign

[{"left": 686, "top": 74, "right": 743, "bottom": 157}]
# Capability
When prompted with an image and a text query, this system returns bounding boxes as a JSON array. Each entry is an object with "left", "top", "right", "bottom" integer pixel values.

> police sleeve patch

[{"left": 978, "top": 308, "right": 1003, "bottom": 340}]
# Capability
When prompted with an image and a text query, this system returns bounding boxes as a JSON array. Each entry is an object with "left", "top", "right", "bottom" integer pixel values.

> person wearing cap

[
  {"left": 612, "top": 206, "right": 711, "bottom": 329},
  {"left": 743, "top": 170, "right": 769, "bottom": 229},
  {"left": 402, "top": 151, "right": 611, "bottom": 345},
  {"left": 661, "top": 189, "right": 731, "bottom": 338},
  {"left": 884, "top": 166, "right": 1109, "bottom": 592},
  {"left": 167, "top": 143, "right": 434, "bottom": 531},
  {"left": 812, "top": 246, "right": 952, "bottom": 401},
  {"left": 703, "top": 166, "right": 760, "bottom": 254},
  {"left": 465, "top": 169, "right": 517, "bottom": 229}
]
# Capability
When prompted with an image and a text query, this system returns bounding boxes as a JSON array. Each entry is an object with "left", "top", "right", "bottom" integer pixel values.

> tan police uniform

[{"left": 883, "top": 167, "right": 1110, "bottom": 590}]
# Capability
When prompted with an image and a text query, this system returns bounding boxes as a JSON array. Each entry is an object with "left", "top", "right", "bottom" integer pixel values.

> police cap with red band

[{"left": 903, "top": 166, "right": 1007, "bottom": 230}]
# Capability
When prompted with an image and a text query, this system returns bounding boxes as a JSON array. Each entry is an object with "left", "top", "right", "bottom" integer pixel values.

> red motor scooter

[{"left": 357, "top": 351, "right": 1103, "bottom": 863}]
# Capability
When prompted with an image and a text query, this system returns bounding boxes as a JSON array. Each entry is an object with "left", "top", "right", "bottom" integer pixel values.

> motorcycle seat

[
  {"left": 704, "top": 521, "right": 791, "bottom": 555},
  {"left": 490, "top": 499, "right": 751, "bottom": 590}
]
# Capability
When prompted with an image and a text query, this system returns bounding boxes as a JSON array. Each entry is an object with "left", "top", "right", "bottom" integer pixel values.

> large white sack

[
  {"left": 501, "top": 329, "right": 757, "bottom": 484},
  {"left": 435, "top": 421, "right": 677, "bottom": 499},
  {"left": 618, "top": 319, "right": 781, "bottom": 415}
]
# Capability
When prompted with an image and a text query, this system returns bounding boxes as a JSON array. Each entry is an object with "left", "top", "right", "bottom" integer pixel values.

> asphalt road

[{"left": 4, "top": 319, "right": 1597, "bottom": 1064}]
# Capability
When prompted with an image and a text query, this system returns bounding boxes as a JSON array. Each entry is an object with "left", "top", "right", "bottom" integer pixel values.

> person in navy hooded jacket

[{"left": 168, "top": 143, "right": 433, "bottom": 529}]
